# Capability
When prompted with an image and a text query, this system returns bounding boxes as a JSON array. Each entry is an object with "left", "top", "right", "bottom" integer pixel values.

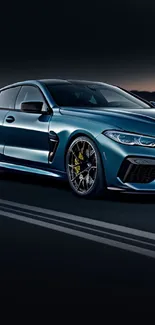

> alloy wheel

[{"left": 67, "top": 139, "right": 98, "bottom": 194}]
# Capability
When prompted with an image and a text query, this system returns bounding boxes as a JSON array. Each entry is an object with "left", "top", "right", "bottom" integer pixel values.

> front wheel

[{"left": 66, "top": 136, "right": 106, "bottom": 198}]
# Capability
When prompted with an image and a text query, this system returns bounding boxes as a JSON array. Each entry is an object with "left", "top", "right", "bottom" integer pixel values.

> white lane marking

[
  {"left": 0, "top": 198, "right": 154, "bottom": 241},
  {"left": 1, "top": 204, "right": 155, "bottom": 248},
  {"left": 0, "top": 209, "right": 155, "bottom": 259}
]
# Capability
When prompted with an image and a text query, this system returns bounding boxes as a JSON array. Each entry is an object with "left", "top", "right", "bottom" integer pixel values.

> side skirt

[{"left": 0, "top": 161, "right": 67, "bottom": 180}]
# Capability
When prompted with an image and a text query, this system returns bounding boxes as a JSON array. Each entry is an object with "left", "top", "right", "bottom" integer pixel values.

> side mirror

[{"left": 21, "top": 101, "right": 43, "bottom": 113}]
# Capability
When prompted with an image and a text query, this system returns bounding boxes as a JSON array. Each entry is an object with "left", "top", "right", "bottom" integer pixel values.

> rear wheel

[{"left": 66, "top": 136, "right": 106, "bottom": 198}]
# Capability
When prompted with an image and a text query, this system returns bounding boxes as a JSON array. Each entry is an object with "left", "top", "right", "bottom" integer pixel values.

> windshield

[{"left": 46, "top": 83, "right": 151, "bottom": 109}]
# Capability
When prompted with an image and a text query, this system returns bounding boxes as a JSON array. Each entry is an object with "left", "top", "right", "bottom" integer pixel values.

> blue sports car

[{"left": 0, "top": 78, "right": 155, "bottom": 198}]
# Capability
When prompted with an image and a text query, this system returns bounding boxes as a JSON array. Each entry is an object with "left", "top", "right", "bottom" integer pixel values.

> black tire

[{"left": 66, "top": 136, "right": 106, "bottom": 198}]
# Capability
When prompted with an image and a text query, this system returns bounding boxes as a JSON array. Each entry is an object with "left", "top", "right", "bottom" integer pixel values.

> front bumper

[{"left": 96, "top": 133, "right": 155, "bottom": 192}]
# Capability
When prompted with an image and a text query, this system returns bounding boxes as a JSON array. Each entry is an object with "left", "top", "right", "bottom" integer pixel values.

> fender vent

[{"left": 48, "top": 132, "right": 59, "bottom": 163}]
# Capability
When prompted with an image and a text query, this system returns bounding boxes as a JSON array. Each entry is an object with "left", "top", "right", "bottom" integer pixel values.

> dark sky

[{"left": 0, "top": 0, "right": 155, "bottom": 90}]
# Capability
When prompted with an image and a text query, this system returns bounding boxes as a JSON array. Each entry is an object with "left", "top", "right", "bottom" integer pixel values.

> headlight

[{"left": 104, "top": 130, "right": 155, "bottom": 147}]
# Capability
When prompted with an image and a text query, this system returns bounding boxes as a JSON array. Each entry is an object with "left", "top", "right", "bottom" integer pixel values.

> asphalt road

[{"left": 1, "top": 171, "right": 155, "bottom": 304}]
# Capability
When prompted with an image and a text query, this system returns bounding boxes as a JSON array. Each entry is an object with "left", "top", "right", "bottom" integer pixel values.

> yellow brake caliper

[{"left": 74, "top": 152, "right": 84, "bottom": 174}]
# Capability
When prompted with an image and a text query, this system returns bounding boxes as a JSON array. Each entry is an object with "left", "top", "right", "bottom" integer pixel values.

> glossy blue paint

[
  {"left": 96, "top": 133, "right": 155, "bottom": 189},
  {"left": 3, "top": 111, "right": 52, "bottom": 164},
  {"left": 1, "top": 79, "right": 155, "bottom": 193}
]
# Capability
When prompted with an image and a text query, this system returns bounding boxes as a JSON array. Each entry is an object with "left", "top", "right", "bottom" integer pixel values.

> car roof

[
  {"left": 0, "top": 79, "right": 112, "bottom": 91},
  {"left": 39, "top": 79, "right": 110, "bottom": 87}
]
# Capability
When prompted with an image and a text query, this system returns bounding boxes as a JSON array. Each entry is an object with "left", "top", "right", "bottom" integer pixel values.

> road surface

[{"left": 0, "top": 171, "right": 155, "bottom": 304}]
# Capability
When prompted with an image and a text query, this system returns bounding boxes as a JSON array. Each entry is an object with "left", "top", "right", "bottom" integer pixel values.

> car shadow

[
  {"left": 1, "top": 170, "right": 155, "bottom": 204},
  {"left": 0, "top": 170, "right": 70, "bottom": 191},
  {"left": 104, "top": 191, "right": 155, "bottom": 204}
]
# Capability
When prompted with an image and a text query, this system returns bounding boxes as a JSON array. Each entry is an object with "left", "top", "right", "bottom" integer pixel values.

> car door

[{"left": 3, "top": 85, "right": 52, "bottom": 168}]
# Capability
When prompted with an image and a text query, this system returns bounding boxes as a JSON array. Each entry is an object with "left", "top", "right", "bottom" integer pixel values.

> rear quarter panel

[{"left": 0, "top": 110, "right": 9, "bottom": 156}]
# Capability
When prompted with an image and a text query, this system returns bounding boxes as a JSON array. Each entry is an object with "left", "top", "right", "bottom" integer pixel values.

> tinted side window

[
  {"left": 0, "top": 87, "right": 21, "bottom": 109},
  {"left": 15, "top": 86, "right": 45, "bottom": 110}
]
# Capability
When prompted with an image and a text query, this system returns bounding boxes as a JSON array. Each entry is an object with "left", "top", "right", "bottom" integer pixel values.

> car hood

[{"left": 60, "top": 106, "right": 155, "bottom": 137}]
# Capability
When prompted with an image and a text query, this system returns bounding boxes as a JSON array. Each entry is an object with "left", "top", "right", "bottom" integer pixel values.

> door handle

[{"left": 6, "top": 116, "right": 15, "bottom": 123}]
